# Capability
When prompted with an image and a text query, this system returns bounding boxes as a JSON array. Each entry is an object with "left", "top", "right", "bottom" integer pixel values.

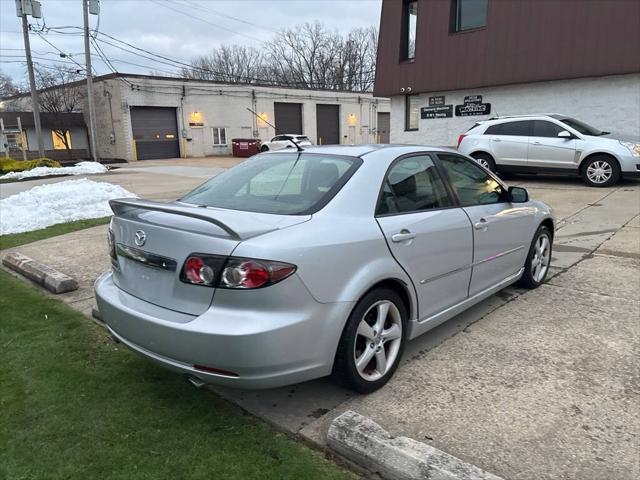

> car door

[
  {"left": 485, "top": 120, "right": 533, "bottom": 167},
  {"left": 527, "top": 120, "right": 577, "bottom": 170},
  {"left": 376, "top": 154, "right": 473, "bottom": 320},
  {"left": 436, "top": 153, "right": 534, "bottom": 296}
]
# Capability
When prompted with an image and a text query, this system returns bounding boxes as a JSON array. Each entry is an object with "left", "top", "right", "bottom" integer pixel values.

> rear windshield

[{"left": 181, "top": 153, "right": 361, "bottom": 215}]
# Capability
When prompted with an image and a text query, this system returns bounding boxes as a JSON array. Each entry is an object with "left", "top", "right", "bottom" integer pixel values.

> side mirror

[
  {"left": 557, "top": 130, "right": 572, "bottom": 139},
  {"left": 508, "top": 186, "right": 529, "bottom": 203}
]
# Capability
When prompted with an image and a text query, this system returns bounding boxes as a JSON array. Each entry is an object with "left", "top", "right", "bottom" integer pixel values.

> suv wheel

[
  {"left": 581, "top": 155, "right": 620, "bottom": 187},
  {"left": 471, "top": 153, "right": 496, "bottom": 172},
  {"left": 260, "top": 145, "right": 269, "bottom": 152},
  {"left": 333, "top": 288, "right": 407, "bottom": 393}
]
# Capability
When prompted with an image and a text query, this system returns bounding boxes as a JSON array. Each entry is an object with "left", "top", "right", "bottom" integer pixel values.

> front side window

[
  {"left": 212, "top": 127, "right": 227, "bottom": 145},
  {"left": 452, "top": 0, "right": 488, "bottom": 32},
  {"left": 404, "top": 1, "right": 418, "bottom": 59},
  {"left": 181, "top": 153, "right": 360, "bottom": 215},
  {"left": 532, "top": 121, "right": 565, "bottom": 138},
  {"left": 437, "top": 154, "right": 504, "bottom": 206},
  {"left": 405, "top": 94, "right": 420, "bottom": 131},
  {"left": 377, "top": 155, "right": 452, "bottom": 215}
]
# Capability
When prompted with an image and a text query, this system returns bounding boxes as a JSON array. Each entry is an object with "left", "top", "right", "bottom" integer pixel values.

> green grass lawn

[
  {"left": 0, "top": 270, "right": 356, "bottom": 480},
  {"left": 0, "top": 217, "right": 111, "bottom": 250}
]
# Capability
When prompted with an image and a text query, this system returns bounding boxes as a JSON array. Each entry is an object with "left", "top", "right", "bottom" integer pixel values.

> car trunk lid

[{"left": 109, "top": 198, "right": 309, "bottom": 316}]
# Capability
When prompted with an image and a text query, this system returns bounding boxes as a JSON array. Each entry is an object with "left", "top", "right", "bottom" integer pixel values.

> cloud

[{"left": 1, "top": 0, "right": 381, "bottom": 81}]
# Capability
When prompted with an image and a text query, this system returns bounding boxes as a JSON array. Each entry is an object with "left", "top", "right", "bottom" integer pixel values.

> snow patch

[
  {"left": 0, "top": 161, "right": 108, "bottom": 181},
  {"left": 0, "top": 178, "right": 136, "bottom": 235}
]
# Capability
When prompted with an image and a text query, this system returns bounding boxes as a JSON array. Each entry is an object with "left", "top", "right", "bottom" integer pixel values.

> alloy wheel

[
  {"left": 531, "top": 233, "right": 551, "bottom": 283},
  {"left": 476, "top": 158, "right": 491, "bottom": 169},
  {"left": 353, "top": 300, "right": 402, "bottom": 381},
  {"left": 586, "top": 161, "right": 612, "bottom": 184}
]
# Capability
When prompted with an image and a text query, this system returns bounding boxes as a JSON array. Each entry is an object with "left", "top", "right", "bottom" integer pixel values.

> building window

[
  {"left": 212, "top": 127, "right": 227, "bottom": 145},
  {"left": 403, "top": 1, "right": 418, "bottom": 60},
  {"left": 405, "top": 95, "right": 420, "bottom": 131},
  {"left": 452, "top": 0, "right": 488, "bottom": 32},
  {"left": 51, "top": 130, "right": 72, "bottom": 149}
]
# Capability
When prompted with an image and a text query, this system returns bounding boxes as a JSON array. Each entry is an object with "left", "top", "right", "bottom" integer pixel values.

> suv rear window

[{"left": 181, "top": 153, "right": 361, "bottom": 215}]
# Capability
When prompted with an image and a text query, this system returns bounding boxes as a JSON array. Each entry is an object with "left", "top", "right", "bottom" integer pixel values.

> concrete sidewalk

[{"left": 2, "top": 172, "right": 639, "bottom": 479}]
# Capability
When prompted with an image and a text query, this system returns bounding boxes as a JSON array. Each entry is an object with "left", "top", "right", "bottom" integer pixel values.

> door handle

[
  {"left": 474, "top": 218, "right": 489, "bottom": 230},
  {"left": 391, "top": 229, "right": 416, "bottom": 243},
  {"left": 533, "top": 141, "right": 541, "bottom": 145},
  {"left": 492, "top": 138, "right": 501, "bottom": 142}
]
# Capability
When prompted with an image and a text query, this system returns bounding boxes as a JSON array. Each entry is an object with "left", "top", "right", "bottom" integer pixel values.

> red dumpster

[{"left": 232, "top": 138, "right": 261, "bottom": 157}]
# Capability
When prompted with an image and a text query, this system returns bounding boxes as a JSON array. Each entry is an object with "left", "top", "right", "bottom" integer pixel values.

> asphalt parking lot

[{"left": 2, "top": 160, "right": 638, "bottom": 480}]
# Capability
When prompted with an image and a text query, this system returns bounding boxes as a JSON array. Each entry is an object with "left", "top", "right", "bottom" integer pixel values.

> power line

[
  {"left": 171, "top": 0, "right": 278, "bottom": 33},
  {"left": 149, "top": 0, "right": 265, "bottom": 44}
]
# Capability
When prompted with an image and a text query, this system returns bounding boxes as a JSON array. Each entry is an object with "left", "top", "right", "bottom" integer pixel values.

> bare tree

[
  {"left": 183, "top": 22, "right": 378, "bottom": 92},
  {"left": 35, "top": 66, "right": 85, "bottom": 150},
  {"left": 181, "top": 45, "right": 265, "bottom": 83},
  {"left": 0, "top": 72, "right": 21, "bottom": 98}
]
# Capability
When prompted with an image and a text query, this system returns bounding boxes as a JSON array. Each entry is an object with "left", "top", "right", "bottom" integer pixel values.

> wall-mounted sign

[
  {"left": 421, "top": 105, "right": 453, "bottom": 119},
  {"left": 463, "top": 95, "right": 483, "bottom": 104},
  {"left": 428, "top": 96, "right": 445, "bottom": 106},
  {"left": 455, "top": 103, "right": 491, "bottom": 117}
]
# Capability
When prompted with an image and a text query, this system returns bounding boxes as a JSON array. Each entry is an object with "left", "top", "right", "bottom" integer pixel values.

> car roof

[{"left": 292, "top": 144, "right": 457, "bottom": 158}]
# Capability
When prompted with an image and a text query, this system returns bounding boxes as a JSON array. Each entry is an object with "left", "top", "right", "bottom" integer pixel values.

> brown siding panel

[{"left": 374, "top": 0, "right": 640, "bottom": 97}]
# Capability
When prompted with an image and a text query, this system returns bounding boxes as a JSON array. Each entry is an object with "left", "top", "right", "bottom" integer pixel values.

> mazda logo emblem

[{"left": 134, "top": 230, "right": 147, "bottom": 247}]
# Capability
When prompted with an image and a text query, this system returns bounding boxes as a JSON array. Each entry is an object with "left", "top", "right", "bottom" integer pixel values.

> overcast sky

[{"left": 1, "top": 0, "right": 382, "bottom": 83}]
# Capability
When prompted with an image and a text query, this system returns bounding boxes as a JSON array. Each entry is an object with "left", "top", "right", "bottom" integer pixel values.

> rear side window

[
  {"left": 181, "top": 153, "right": 360, "bottom": 215},
  {"left": 377, "top": 155, "right": 452, "bottom": 215},
  {"left": 485, "top": 121, "right": 532, "bottom": 136},
  {"left": 532, "top": 120, "right": 565, "bottom": 137},
  {"left": 436, "top": 154, "right": 505, "bottom": 206}
]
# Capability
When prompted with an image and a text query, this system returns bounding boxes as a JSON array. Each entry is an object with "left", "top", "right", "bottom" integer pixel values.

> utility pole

[
  {"left": 16, "top": 0, "right": 44, "bottom": 157},
  {"left": 83, "top": 0, "right": 99, "bottom": 162}
]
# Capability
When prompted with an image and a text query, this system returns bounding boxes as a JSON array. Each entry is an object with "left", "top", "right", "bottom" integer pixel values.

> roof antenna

[{"left": 246, "top": 107, "right": 303, "bottom": 152}]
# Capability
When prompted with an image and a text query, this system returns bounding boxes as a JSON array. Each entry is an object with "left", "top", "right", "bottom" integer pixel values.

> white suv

[{"left": 457, "top": 114, "right": 640, "bottom": 187}]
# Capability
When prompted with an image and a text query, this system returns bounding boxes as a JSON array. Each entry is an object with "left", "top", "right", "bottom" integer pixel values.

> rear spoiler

[{"left": 109, "top": 198, "right": 241, "bottom": 240}]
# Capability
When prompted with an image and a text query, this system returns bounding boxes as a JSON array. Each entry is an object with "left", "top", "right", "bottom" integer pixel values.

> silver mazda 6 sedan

[{"left": 96, "top": 145, "right": 554, "bottom": 393}]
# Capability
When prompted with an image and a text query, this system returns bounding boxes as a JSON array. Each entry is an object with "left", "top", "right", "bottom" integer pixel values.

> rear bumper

[{"left": 95, "top": 271, "right": 354, "bottom": 389}]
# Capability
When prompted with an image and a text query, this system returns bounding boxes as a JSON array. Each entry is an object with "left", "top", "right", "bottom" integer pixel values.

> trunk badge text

[{"left": 134, "top": 230, "right": 147, "bottom": 247}]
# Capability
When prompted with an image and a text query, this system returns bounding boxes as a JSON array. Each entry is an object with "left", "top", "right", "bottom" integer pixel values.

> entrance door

[
  {"left": 274, "top": 102, "right": 303, "bottom": 135},
  {"left": 377, "top": 112, "right": 390, "bottom": 143},
  {"left": 130, "top": 107, "right": 179, "bottom": 160},
  {"left": 316, "top": 104, "right": 340, "bottom": 145}
]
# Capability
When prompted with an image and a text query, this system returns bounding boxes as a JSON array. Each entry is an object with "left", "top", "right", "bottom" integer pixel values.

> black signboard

[
  {"left": 455, "top": 103, "right": 491, "bottom": 117},
  {"left": 421, "top": 105, "right": 453, "bottom": 119},
  {"left": 463, "top": 95, "right": 482, "bottom": 104},
  {"left": 428, "top": 96, "right": 445, "bottom": 106}
]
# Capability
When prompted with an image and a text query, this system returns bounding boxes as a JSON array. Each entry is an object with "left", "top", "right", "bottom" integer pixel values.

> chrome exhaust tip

[{"left": 187, "top": 375, "right": 206, "bottom": 388}]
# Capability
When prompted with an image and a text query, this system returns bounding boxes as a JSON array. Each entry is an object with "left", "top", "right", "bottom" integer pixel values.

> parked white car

[
  {"left": 260, "top": 134, "right": 313, "bottom": 152},
  {"left": 457, "top": 114, "right": 640, "bottom": 187}
]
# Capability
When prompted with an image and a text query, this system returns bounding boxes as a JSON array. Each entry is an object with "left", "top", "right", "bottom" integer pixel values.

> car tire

[
  {"left": 471, "top": 153, "right": 497, "bottom": 172},
  {"left": 260, "top": 145, "right": 269, "bottom": 152},
  {"left": 580, "top": 155, "right": 620, "bottom": 187},
  {"left": 518, "top": 225, "right": 553, "bottom": 289},
  {"left": 332, "top": 288, "right": 407, "bottom": 393}
]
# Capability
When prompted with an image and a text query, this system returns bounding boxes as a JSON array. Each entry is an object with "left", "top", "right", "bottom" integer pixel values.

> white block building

[{"left": 2, "top": 73, "right": 390, "bottom": 162}]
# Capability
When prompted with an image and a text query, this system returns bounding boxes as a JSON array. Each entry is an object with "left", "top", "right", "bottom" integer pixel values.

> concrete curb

[
  {"left": 327, "top": 411, "right": 503, "bottom": 480},
  {"left": 2, "top": 252, "right": 78, "bottom": 294}
]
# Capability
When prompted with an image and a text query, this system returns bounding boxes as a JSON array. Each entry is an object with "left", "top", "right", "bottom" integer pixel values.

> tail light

[
  {"left": 457, "top": 134, "right": 466, "bottom": 148},
  {"left": 180, "top": 254, "right": 296, "bottom": 289}
]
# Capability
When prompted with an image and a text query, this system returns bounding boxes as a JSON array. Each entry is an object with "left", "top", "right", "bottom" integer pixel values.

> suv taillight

[
  {"left": 180, "top": 254, "right": 296, "bottom": 289},
  {"left": 457, "top": 134, "right": 466, "bottom": 148}
]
